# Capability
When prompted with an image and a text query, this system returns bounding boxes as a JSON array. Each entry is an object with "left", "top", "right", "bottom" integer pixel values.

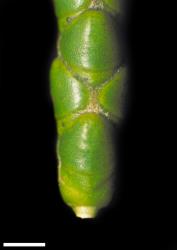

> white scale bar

[{"left": 3, "top": 243, "right": 45, "bottom": 247}]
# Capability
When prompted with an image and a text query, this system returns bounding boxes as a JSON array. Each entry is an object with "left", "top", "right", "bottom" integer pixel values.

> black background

[{"left": 0, "top": 0, "right": 176, "bottom": 249}]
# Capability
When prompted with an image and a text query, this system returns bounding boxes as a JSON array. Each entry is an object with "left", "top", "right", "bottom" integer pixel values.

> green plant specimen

[{"left": 50, "top": 0, "right": 126, "bottom": 219}]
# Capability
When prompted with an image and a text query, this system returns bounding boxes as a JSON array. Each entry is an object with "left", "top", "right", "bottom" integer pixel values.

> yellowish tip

[{"left": 73, "top": 206, "right": 97, "bottom": 219}]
